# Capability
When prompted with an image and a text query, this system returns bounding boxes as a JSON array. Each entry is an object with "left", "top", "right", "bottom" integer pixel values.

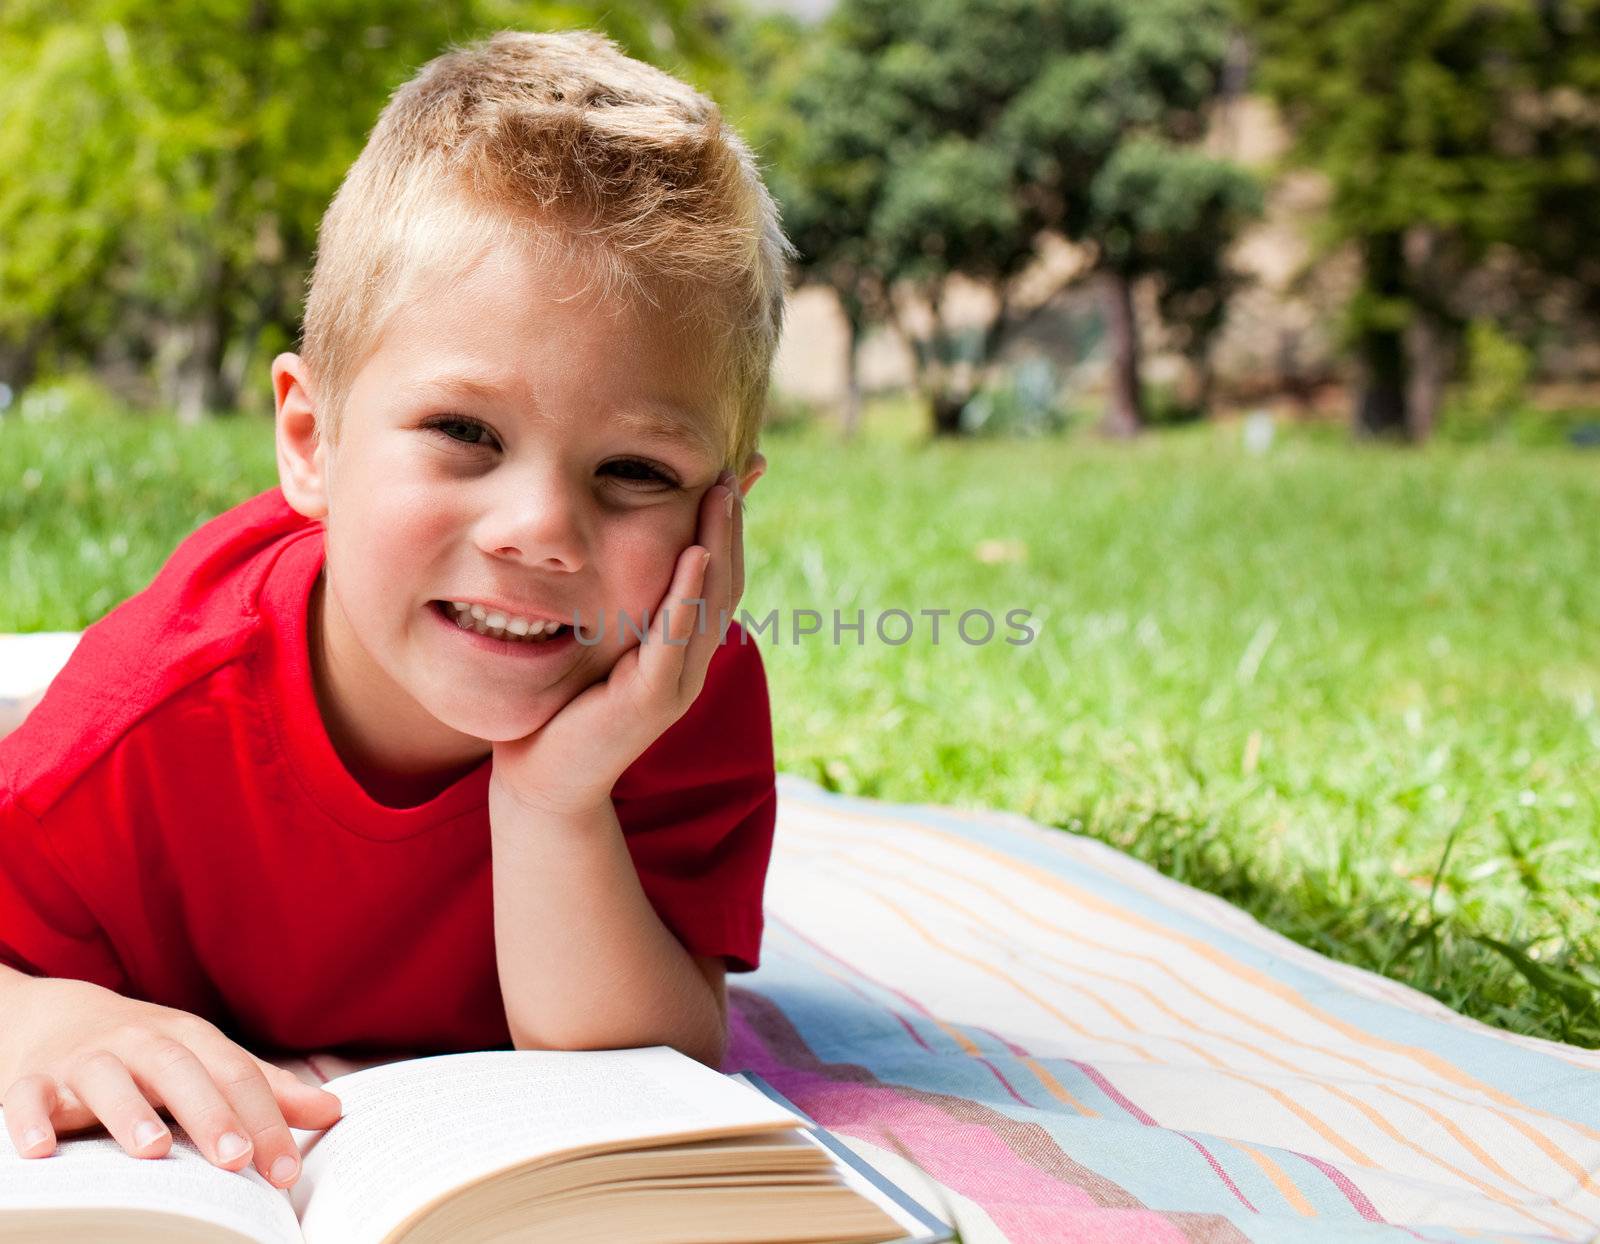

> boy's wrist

[{"left": 487, "top": 773, "right": 615, "bottom": 833}]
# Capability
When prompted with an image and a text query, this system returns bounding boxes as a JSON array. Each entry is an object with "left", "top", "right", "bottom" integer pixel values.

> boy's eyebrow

[
  {"left": 611, "top": 405, "right": 724, "bottom": 461},
  {"left": 401, "top": 372, "right": 723, "bottom": 461},
  {"left": 402, "top": 373, "right": 509, "bottom": 407}
]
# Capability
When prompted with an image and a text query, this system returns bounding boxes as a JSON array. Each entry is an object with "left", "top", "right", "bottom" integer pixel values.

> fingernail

[
  {"left": 22, "top": 1125, "right": 48, "bottom": 1152},
  {"left": 270, "top": 1153, "right": 299, "bottom": 1185},
  {"left": 217, "top": 1132, "right": 251, "bottom": 1161},
  {"left": 723, "top": 489, "right": 734, "bottom": 517},
  {"left": 134, "top": 1120, "right": 166, "bottom": 1149}
]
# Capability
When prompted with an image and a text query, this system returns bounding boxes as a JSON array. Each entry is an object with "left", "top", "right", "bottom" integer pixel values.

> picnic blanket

[{"left": 5, "top": 632, "right": 1600, "bottom": 1242}]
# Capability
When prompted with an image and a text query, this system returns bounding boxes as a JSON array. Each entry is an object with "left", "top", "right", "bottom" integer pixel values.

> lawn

[{"left": 4, "top": 391, "right": 1598, "bottom": 1047}]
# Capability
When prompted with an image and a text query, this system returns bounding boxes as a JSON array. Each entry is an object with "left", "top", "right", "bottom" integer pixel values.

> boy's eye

[
  {"left": 423, "top": 416, "right": 497, "bottom": 449},
  {"left": 422, "top": 419, "right": 679, "bottom": 489},
  {"left": 602, "top": 458, "right": 680, "bottom": 489}
]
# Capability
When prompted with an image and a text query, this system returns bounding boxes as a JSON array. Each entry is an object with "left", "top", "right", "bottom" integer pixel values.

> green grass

[{"left": 5, "top": 392, "right": 1599, "bottom": 1046}]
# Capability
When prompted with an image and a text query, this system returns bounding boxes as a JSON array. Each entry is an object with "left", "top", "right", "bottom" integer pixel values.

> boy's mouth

[{"left": 431, "top": 600, "right": 572, "bottom": 645}]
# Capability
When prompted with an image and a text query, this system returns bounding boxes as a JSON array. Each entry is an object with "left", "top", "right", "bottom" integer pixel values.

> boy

[{"left": 0, "top": 30, "right": 790, "bottom": 1194}]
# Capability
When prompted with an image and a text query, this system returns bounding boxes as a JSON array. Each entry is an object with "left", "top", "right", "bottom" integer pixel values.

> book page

[
  {"left": 290, "top": 1047, "right": 801, "bottom": 1244},
  {"left": 0, "top": 1114, "right": 303, "bottom": 1244}
]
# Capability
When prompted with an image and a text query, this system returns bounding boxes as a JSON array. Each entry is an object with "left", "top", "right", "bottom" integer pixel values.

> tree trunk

[
  {"left": 840, "top": 306, "right": 863, "bottom": 441},
  {"left": 174, "top": 244, "right": 235, "bottom": 425},
  {"left": 1353, "top": 232, "right": 1409, "bottom": 438},
  {"left": 1354, "top": 326, "right": 1407, "bottom": 437},
  {"left": 1188, "top": 350, "right": 1215, "bottom": 415},
  {"left": 1406, "top": 307, "right": 1454, "bottom": 443},
  {"left": 913, "top": 279, "right": 971, "bottom": 438},
  {"left": 174, "top": 309, "right": 229, "bottom": 426},
  {"left": 1100, "top": 268, "right": 1144, "bottom": 438},
  {"left": 930, "top": 392, "right": 965, "bottom": 436},
  {"left": 1402, "top": 226, "right": 1459, "bottom": 444},
  {"left": 0, "top": 323, "right": 47, "bottom": 398}
]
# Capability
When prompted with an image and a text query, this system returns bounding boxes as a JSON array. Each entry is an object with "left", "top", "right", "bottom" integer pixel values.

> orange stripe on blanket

[
  {"left": 1318, "top": 1084, "right": 1578, "bottom": 1236},
  {"left": 826, "top": 848, "right": 1343, "bottom": 1078},
  {"left": 861, "top": 888, "right": 1163, "bottom": 1065},
  {"left": 1228, "top": 1140, "right": 1317, "bottom": 1216},
  {"left": 805, "top": 835, "right": 1407, "bottom": 1085}
]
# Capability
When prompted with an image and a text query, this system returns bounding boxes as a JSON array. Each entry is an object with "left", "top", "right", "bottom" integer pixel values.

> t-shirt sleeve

[
  {"left": 611, "top": 625, "right": 777, "bottom": 973},
  {"left": 0, "top": 754, "right": 127, "bottom": 990}
]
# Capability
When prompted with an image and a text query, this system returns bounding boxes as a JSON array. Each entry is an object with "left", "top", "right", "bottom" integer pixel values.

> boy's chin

[{"left": 424, "top": 688, "right": 572, "bottom": 745}]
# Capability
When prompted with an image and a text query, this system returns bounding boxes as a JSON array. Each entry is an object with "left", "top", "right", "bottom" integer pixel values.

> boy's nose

[{"left": 478, "top": 484, "right": 586, "bottom": 572}]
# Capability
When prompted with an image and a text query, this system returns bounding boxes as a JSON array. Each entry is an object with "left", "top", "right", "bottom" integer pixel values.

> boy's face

[{"left": 274, "top": 237, "right": 762, "bottom": 777}]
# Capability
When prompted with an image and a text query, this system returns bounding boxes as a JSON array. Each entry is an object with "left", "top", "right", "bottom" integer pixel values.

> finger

[
  {"left": 12, "top": 1068, "right": 92, "bottom": 1135},
  {"left": 49, "top": 1078, "right": 91, "bottom": 1125},
  {"left": 187, "top": 1052, "right": 312, "bottom": 1189},
  {"left": 63, "top": 1050, "right": 174, "bottom": 1160},
  {"left": 253, "top": 1058, "right": 342, "bottom": 1129},
  {"left": 639, "top": 542, "right": 710, "bottom": 696},
  {"left": 4, "top": 1074, "right": 62, "bottom": 1158},
  {"left": 119, "top": 1037, "right": 254, "bottom": 1171},
  {"left": 681, "top": 479, "right": 734, "bottom": 692}
]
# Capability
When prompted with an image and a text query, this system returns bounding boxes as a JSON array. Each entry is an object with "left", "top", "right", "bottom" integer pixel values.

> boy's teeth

[{"left": 444, "top": 601, "right": 565, "bottom": 643}]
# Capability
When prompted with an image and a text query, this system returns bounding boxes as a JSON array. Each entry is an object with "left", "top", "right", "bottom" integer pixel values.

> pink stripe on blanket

[
  {"left": 1297, "top": 1153, "right": 1386, "bottom": 1224},
  {"left": 730, "top": 991, "right": 1248, "bottom": 1243}
]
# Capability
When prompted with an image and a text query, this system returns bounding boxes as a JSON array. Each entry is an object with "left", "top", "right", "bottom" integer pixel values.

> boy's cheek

[{"left": 609, "top": 531, "right": 693, "bottom": 610}]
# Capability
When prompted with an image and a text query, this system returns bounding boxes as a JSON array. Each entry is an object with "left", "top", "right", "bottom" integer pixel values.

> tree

[
  {"left": 998, "top": 4, "right": 1263, "bottom": 433},
  {"left": 749, "top": 0, "right": 1260, "bottom": 436},
  {"left": 724, "top": 16, "right": 896, "bottom": 438},
  {"left": 0, "top": 0, "right": 724, "bottom": 421},
  {"left": 1238, "top": 0, "right": 1600, "bottom": 441}
]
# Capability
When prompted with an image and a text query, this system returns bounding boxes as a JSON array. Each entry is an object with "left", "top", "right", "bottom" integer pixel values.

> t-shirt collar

[{"left": 258, "top": 528, "right": 490, "bottom": 839}]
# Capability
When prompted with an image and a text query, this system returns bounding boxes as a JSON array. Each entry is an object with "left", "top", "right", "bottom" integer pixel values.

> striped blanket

[
  {"left": 715, "top": 780, "right": 1600, "bottom": 1243},
  {"left": 6, "top": 634, "right": 1600, "bottom": 1241}
]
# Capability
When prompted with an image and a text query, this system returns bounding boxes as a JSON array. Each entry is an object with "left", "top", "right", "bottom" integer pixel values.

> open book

[{"left": 0, "top": 1046, "right": 952, "bottom": 1243}]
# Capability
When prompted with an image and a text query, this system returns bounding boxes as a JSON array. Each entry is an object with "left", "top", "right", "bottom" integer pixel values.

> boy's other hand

[
  {"left": 0, "top": 976, "right": 342, "bottom": 1187},
  {"left": 489, "top": 468, "right": 746, "bottom": 821}
]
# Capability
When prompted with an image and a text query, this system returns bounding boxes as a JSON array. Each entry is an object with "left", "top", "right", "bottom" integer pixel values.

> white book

[{"left": 0, "top": 1046, "right": 951, "bottom": 1244}]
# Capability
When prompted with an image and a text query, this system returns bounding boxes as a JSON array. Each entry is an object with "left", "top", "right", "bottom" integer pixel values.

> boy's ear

[
  {"left": 273, "top": 353, "right": 330, "bottom": 521},
  {"left": 737, "top": 451, "right": 766, "bottom": 499}
]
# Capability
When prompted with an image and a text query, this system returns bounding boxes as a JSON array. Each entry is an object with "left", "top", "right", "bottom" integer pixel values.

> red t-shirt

[{"left": 0, "top": 488, "right": 776, "bottom": 1057}]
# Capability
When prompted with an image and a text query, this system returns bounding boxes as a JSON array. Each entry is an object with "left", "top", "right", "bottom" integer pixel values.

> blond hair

[{"left": 300, "top": 29, "right": 792, "bottom": 471}]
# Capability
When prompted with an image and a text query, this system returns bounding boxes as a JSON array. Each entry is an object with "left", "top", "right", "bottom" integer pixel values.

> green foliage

[
  {"left": 743, "top": 0, "right": 1260, "bottom": 431},
  {"left": 1440, "top": 320, "right": 1536, "bottom": 442},
  {"left": 1241, "top": 0, "right": 1599, "bottom": 254},
  {"left": 1086, "top": 137, "right": 1263, "bottom": 276},
  {"left": 0, "top": 1, "right": 725, "bottom": 412},
  {"left": 12, "top": 375, "right": 128, "bottom": 425},
  {"left": 1139, "top": 379, "right": 1205, "bottom": 427},
  {"left": 872, "top": 139, "right": 1027, "bottom": 282},
  {"left": 1238, "top": 0, "right": 1600, "bottom": 431},
  {"left": 1435, "top": 324, "right": 1600, "bottom": 448}
]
